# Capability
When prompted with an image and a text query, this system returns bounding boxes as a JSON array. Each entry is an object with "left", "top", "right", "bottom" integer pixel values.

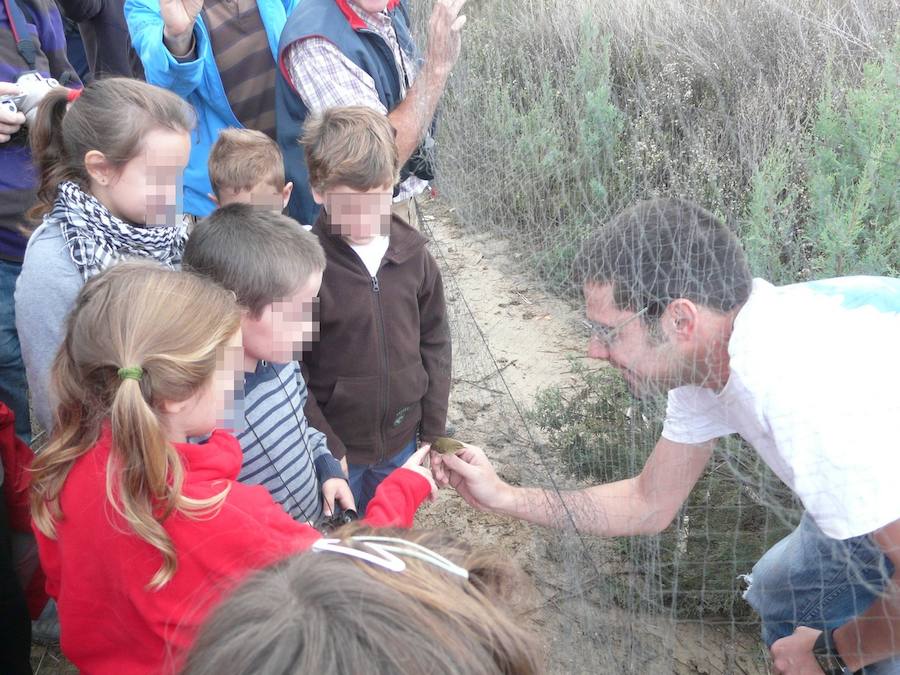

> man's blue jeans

[
  {"left": 0, "top": 260, "right": 30, "bottom": 444},
  {"left": 744, "top": 513, "right": 899, "bottom": 673},
  {"left": 347, "top": 436, "right": 417, "bottom": 516}
]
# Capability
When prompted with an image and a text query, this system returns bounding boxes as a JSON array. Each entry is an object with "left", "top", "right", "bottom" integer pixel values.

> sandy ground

[{"left": 31, "top": 195, "right": 771, "bottom": 674}]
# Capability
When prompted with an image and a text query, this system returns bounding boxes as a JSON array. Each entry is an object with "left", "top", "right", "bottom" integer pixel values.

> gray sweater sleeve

[{"left": 14, "top": 225, "right": 84, "bottom": 434}]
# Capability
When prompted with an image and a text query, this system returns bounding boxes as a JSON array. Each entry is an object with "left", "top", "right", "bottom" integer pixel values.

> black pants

[{"left": 0, "top": 495, "right": 32, "bottom": 674}]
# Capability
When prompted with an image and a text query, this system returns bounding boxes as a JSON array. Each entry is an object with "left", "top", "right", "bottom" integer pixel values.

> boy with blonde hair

[
  {"left": 207, "top": 128, "right": 293, "bottom": 213},
  {"left": 300, "top": 106, "right": 451, "bottom": 514}
]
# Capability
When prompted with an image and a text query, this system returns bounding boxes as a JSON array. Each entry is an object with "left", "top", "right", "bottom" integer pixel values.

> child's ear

[
  {"left": 282, "top": 182, "right": 294, "bottom": 209},
  {"left": 84, "top": 150, "right": 115, "bottom": 186},
  {"left": 160, "top": 397, "right": 188, "bottom": 416},
  {"left": 311, "top": 187, "right": 324, "bottom": 206},
  {"left": 208, "top": 192, "right": 219, "bottom": 206}
]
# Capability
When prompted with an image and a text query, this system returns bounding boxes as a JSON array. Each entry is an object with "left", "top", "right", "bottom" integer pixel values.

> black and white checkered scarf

[{"left": 53, "top": 181, "right": 188, "bottom": 281}]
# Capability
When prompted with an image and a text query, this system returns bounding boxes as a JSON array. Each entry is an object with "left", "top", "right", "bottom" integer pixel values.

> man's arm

[
  {"left": 387, "top": 0, "right": 465, "bottom": 164},
  {"left": 832, "top": 517, "right": 900, "bottom": 671},
  {"left": 434, "top": 436, "right": 714, "bottom": 536}
]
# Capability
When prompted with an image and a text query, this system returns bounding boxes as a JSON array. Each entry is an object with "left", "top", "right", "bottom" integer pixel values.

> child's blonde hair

[
  {"left": 300, "top": 106, "right": 399, "bottom": 194},
  {"left": 29, "top": 78, "right": 195, "bottom": 218},
  {"left": 208, "top": 128, "right": 286, "bottom": 199},
  {"left": 30, "top": 262, "right": 241, "bottom": 589}
]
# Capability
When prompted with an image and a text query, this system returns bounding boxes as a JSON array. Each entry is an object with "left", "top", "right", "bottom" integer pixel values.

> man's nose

[{"left": 587, "top": 336, "right": 609, "bottom": 360}]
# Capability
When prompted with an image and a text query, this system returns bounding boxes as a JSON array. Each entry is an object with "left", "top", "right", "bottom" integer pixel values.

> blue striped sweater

[{"left": 236, "top": 360, "right": 345, "bottom": 524}]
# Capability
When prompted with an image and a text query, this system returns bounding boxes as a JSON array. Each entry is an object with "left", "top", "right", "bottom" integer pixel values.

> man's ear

[
  {"left": 663, "top": 298, "right": 699, "bottom": 343},
  {"left": 208, "top": 192, "right": 219, "bottom": 206},
  {"left": 311, "top": 187, "right": 325, "bottom": 206},
  {"left": 84, "top": 150, "right": 115, "bottom": 186},
  {"left": 282, "top": 181, "right": 294, "bottom": 209}
]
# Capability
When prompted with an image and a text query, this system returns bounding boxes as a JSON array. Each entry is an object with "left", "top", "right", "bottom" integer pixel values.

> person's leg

[
  {"left": 361, "top": 437, "right": 418, "bottom": 512},
  {"left": 744, "top": 513, "right": 895, "bottom": 658},
  {"left": 348, "top": 437, "right": 418, "bottom": 516},
  {"left": 346, "top": 461, "right": 369, "bottom": 512},
  {"left": 0, "top": 496, "right": 33, "bottom": 674},
  {"left": 0, "top": 260, "right": 31, "bottom": 444}
]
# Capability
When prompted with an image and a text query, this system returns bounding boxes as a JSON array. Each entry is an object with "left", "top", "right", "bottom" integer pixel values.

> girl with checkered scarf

[{"left": 14, "top": 77, "right": 194, "bottom": 433}]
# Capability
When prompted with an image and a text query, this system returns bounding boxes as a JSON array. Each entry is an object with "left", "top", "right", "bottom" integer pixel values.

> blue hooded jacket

[{"left": 125, "top": 0, "right": 298, "bottom": 217}]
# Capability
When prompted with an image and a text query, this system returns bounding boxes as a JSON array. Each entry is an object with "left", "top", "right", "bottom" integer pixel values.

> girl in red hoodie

[{"left": 29, "top": 261, "right": 435, "bottom": 674}]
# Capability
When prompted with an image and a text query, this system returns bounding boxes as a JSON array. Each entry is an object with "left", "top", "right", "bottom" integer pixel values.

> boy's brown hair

[
  {"left": 183, "top": 203, "right": 325, "bottom": 317},
  {"left": 208, "top": 128, "right": 285, "bottom": 199},
  {"left": 301, "top": 106, "right": 399, "bottom": 194}
]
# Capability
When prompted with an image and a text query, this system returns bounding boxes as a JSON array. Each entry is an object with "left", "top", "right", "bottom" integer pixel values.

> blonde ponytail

[{"left": 31, "top": 262, "right": 240, "bottom": 588}]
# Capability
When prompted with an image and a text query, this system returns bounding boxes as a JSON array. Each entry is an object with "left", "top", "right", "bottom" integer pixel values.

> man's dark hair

[
  {"left": 184, "top": 204, "right": 325, "bottom": 317},
  {"left": 573, "top": 198, "right": 752, "bottom": 318}
]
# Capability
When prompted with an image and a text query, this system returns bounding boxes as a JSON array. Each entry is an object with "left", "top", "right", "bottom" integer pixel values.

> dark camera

[{"left": 317, "top": 508, "right": 359, "bottom": 535}]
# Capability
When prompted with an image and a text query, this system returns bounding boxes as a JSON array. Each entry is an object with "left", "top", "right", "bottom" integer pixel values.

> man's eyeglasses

[{"left": 582, "top": 307, "right": 649, "bottom": 345}]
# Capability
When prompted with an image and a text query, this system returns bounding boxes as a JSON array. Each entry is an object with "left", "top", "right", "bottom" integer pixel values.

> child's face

[
  {"left": 87, "top": 127, "right": 191, "bottom": 227},
  {"left": 167, "top": 329, "right": 245, "bottom": 438},
  {"left": 241, "top": 270, "right": 324, "bottom": 367},
  {"left": 318, "top": 184, "right": 392, "bottom": 245},
  {"left": 215, "top": 181, "right": 293, "bottom": 214}
]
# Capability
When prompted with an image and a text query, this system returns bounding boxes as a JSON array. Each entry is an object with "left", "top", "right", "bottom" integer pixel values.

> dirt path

[{"left": 415, "top": 195, "right": 770, "bottom": 674}]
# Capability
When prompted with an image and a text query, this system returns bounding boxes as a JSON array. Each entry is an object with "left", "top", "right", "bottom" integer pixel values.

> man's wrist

[
  {"left": 814, "top": 628, "right": 856, "bottom": 674},
  {"left": 163, "top": 29, "right": 195, "bottom": 58},
  {"left": 422, "top": 60, "right": 452, "bottom": 87},
  {"left": 487, "top": 481, "right": 519, "bottom": 515}
]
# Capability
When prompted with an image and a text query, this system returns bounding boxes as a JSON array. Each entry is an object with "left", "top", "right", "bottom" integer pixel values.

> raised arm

[
  {"left": 125, "top": 0, "right": 205, "bottom": 97},
  {"left": 435, "top": 436, "right": 714, "bottom": 537},
  {"left": 386, "top": 0, "right": 465, "bottom": 164}
]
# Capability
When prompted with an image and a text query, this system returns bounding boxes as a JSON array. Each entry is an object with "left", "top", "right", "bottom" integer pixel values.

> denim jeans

[
  {"left": 744, "top": 513, "right": 899, "bottom": 673},
  {"left": 0, "top": 260, "right": 30, "bottom": 444},
  {"left": 347, "top": 436, "right": 417, "bottom": 516}
]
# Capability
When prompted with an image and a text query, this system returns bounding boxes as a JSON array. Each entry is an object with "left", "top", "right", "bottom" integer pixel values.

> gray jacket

[{"left": 15, "top": 222, "right": 83, "bottom": 433}]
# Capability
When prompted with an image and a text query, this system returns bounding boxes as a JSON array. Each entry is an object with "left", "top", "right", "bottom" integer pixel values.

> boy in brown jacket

[{"left": 300, "top": 106, "right": 451, "bottom": 514}]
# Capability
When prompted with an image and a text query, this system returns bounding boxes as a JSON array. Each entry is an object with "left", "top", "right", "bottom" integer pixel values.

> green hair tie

[{"left": 117, "top": 366, "right": 144, "bottom": 381}]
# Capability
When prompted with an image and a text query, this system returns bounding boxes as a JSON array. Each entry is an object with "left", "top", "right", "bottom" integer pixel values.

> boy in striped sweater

[{"left": 183, "top": 203, "right": 354, "bottom": 525}]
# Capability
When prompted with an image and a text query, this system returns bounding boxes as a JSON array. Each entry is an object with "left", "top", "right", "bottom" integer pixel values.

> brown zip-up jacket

[{"left": 301, "top": 212, "right": 451, "bottom": 465}]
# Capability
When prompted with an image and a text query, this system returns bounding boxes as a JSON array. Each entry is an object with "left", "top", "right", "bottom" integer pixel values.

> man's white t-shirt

[
  {"left": 349, "top": 236, "right": 390, "bottom": 277},
  {"left": 662, "top": 277, "right": 900, "bottom": 540}
]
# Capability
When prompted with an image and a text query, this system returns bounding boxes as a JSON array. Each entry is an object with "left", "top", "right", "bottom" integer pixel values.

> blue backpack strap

[{"left": 3, "top": 0, "right": 38, "bottom": 70}]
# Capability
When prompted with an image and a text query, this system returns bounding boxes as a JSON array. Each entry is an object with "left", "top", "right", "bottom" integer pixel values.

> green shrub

[
  {"left": 433, "top": 0, "right": 899, "bottom": 289},
  {"left": 531, "top": 364, "right": 801, "bottom": 619},
  {"left": 744, "top": 41, "right": 900, "bottom": 280}
]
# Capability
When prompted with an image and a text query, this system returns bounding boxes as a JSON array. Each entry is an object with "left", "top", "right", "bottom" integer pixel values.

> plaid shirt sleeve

[{"left": 285, "top": 38, "right": 388, "bottom": 114}]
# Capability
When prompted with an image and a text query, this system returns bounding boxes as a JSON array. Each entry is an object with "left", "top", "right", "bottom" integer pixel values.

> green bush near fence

[{"left": 531, "top": 363, "right": 800, "bottom": 619}]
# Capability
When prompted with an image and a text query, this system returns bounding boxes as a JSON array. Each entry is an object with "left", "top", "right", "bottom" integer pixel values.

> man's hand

[
  {"left": 430, "top": 443, "right": 508, "bottom": 512},
  {"left": 0, "top": 83, "right": 26, "bottom": 144},
  {"left": 339, "top": 456, "right": 349, "bottom": 477},
  {"left": 770, "top": 627, "right": 826, "bottom": 675},
  {"left": 321, "top": 477, "right": 355, "bottom": 516},
  {"left": 160, "top": 0, "right": 204, "bottom": 55},
  {"left": 424, "top": 0, "right": 466, "bottom": 79},
  {"left": 401, "top": 445, "right": 438, "bottom": 500}
]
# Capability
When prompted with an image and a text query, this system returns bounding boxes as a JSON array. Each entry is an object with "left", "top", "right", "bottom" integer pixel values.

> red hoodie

[{"left": 33, "top": 427, "right": 431, "bottom": 674}]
